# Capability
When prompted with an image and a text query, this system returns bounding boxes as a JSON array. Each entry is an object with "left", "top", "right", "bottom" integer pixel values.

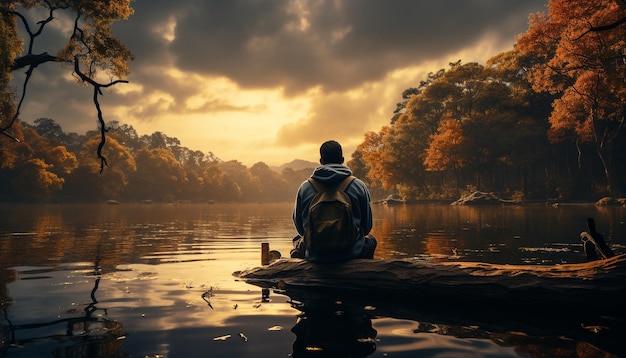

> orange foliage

[
  {"left": 516, "top": 0, "right": 625, "bottom": 197},
  {"left": 517, "top": 0, "right": 625, "bottom": 141},
  {"left": 358, "top": 129, "right": 392, "bottom": 190},
  {"left": 10, "top": 158, "right": 63, "bottom": 201},
  {"left": 424, "top": 119, "right": 466, "bottom": 172}
]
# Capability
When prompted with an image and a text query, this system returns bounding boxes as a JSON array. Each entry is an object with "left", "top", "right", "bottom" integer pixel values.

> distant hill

[{"left": 272, "top": 159, "right": 318, "bottom": 172}]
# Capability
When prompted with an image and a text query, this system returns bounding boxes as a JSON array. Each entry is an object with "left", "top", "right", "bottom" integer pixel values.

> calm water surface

[{"left": 0, "top": 203, "right": 624, "bottom": 357}]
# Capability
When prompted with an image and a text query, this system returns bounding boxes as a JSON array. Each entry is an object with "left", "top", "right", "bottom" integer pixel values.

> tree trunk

[
  {"left": 597, "top": 144, "right": 622, "bottom": 198},
  {"left": 235, "top": 254, "right": 626, "bottom": 311},
  {"left": 592, "top": 104, "right": 624, "bottom": 198}
]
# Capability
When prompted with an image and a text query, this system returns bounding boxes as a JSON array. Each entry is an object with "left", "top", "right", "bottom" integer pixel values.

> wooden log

[{"left": 235, "top": 254, "right": 626, "bottom": 311}]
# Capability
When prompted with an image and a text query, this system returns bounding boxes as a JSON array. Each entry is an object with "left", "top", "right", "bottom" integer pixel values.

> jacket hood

[{"left": 311, "top": 164, "right": 352, "bottom": 184}]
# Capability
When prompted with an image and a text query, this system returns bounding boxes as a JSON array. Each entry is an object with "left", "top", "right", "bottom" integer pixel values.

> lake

[{"left": 0, "top": 202, "right": 624, "bottom": 357}]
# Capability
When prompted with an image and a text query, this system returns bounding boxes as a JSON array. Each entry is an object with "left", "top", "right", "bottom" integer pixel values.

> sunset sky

[{"left": 13, "top": 0, "right": 548, "bottom": 167}]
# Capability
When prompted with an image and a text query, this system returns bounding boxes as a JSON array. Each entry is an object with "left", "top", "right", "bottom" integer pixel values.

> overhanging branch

[
  {"left": 1, "top": 4, "right": 68, "bottom": 141},
  {"left": 73, "top": 56, "right": 128, "bottom": 174},
  {"left": 2, "top": 4, "right": 129, "bottom": 172}
]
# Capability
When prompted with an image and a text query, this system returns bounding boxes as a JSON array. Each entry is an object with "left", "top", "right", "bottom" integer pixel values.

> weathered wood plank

[{"left": 235, "top": 254, "right": 626, "bottom": 309}]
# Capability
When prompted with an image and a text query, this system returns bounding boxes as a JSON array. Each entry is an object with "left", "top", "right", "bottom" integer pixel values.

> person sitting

[{"left": 290, "top": 140, "right": 377, "bottom": 262}]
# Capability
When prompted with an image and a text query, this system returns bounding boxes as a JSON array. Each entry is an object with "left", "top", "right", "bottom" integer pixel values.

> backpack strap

[
  {"left": 338, "top": 175, "right": 355, "bottom": 192},
  {"left": 307, "top": 177, "right": 324, "bottom": 193},
  {"left": 308, "top": 176, "right": 355, "bottom": 193}
]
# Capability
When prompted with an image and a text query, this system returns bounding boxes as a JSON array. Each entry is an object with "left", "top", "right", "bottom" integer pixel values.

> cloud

[
  {"left": 10, "top": 0, "right": 548, "bottom": 165},
  {"left": 275, "top": 86, "right": 388, "bottom": 146},
  {"left": 160, "top": 0, "right": 546, "bottom": 93}
]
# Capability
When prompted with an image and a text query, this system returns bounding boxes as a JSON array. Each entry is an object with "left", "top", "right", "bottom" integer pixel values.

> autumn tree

[
  {"left": 0, "top": 118, "right": 79, "bottom": 201},
  {"left": 1, "top": 1, "right": 133, "bottom": 172},
  {"left": 424, "top": 118, "right": 466, "bottom": 195},
  {"left": 0, "top": 122, "right": 64, "bottom": 201},
  {"left": 373, "top": 63, "right": 486, "bottom": 198},
  {"left": 108, "top": 121, "right": 143, "bottom": 152},
  {"left": 0, "top": 121, "right": 25, "bottom": 172},
  {"left": 250, "top": 162, "right": 291, "bottom": 202},
  {"left": 486, "top": 50, "right": 554, "bottom": 197},
  {"left": 357, "top": 56, "right": 560, "bottom": 200},
  {"left": 127, "top": 147, "right": 186, "bottom": 202},
  {"left": 209, "top": 165, "right": 240, "bottom": 202},
  {"left": 357, "top": 128, "right": 398, "bottom": 192},
  {"left": 221, "top": 160, "right": 262, "bottom": 202},
  {"left": 21, "top": 125, "right": 78, "bottom": 177},
  {"left": 64, "top": 135, "right": 136, "bottom": 201},
  {"left": 516, "top": 0, "right": 626, "bottom": 197},
  {"left": 10, "top": 158, "right": 63, "bottom": 201},
  {"left": 176, "top": 149, "right": 218, "bottom": 202},
  {"left": 280, "top": 166, "right": 313, "bottom": 199}
]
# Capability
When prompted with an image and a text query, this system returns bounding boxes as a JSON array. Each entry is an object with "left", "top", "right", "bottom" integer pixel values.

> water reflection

[
  {"left": 272, "top": 286, "right": 625, "bottom": 358},
  {"left": 371, "top": 203, "right": 625, "bottom": 264},
  {"left": 1, "top": 260, "right": 125, "bottom": 357},
  {"left": 2, "top": 203, "right": 624, "bottom": 269},
  {"left": 288, "top": 293, "right": 377, "bottom": 357}
]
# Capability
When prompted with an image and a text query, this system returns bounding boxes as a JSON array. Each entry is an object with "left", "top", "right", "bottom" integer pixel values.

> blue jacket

[{"left": 292, "top": 164, "right": 373, "bottom": 262}]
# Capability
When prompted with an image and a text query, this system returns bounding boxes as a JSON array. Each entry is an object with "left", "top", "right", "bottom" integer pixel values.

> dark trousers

[{"left": 290, "top": 234, "right": 377, "bottom": 259}]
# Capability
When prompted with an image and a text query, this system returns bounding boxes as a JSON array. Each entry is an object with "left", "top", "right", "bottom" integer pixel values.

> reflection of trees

[
  {"left": 371, "top": 204, "right": 620, "bottom": 262},
  {"left": 372, "top": 205, "right": 474, "bottom": 258},
  {"left": 0, "top": 269, "right": 15, "bottom": 354},
  {"left": 0, "top": 203, "right": 296, "bottom": 271},
  {"left": 0, "top": 260, "right": 125, "bottom": 357}
]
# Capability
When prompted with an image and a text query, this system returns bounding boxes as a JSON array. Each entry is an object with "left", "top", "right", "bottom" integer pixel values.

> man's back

[
  {"left": 291, "top": 140, "right": 376, "bottom": 261},
  {"left": 292, "top": 163, "right": 375, "bottom": 261}
]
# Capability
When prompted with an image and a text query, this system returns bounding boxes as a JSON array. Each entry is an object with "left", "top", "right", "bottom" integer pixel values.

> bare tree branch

[
  {"left": 73, "top": 56, "right": 128, "bottom": 173},
  {"left": 1, "top": 129, "right": 20, "bottom": 142},
  {"left": 1, "top": 4, "right": 68, "bottom": 141},
  {"left": 11, "top": 52, "right": 63, "bottom": 71},
  {"left": 2, "top": 4, "right": 130, "bottom": 172},
  {"left": 575, "top": 16, "right": 626, "bottom": 40}
]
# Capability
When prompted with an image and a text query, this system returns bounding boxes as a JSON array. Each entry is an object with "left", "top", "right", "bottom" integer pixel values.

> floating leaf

[
  {"left": 581, "top": 324, "right": 608, "bottom": 334},
  {"left": 213, "top": 334, "right": 231, "bottom": 341}
]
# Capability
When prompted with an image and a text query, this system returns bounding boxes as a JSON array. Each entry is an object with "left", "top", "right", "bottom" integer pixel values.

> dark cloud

[{"left": 148, "top": 0, "right": 547, "bottom": 94}]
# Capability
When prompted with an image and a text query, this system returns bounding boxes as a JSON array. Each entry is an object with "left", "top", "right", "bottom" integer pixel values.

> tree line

[
  {"left": 348, "top": 0, "right": 626, "bottom": 202},
  {"left": 0, "top": 119, "right": 314, "bottom": 203}
]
